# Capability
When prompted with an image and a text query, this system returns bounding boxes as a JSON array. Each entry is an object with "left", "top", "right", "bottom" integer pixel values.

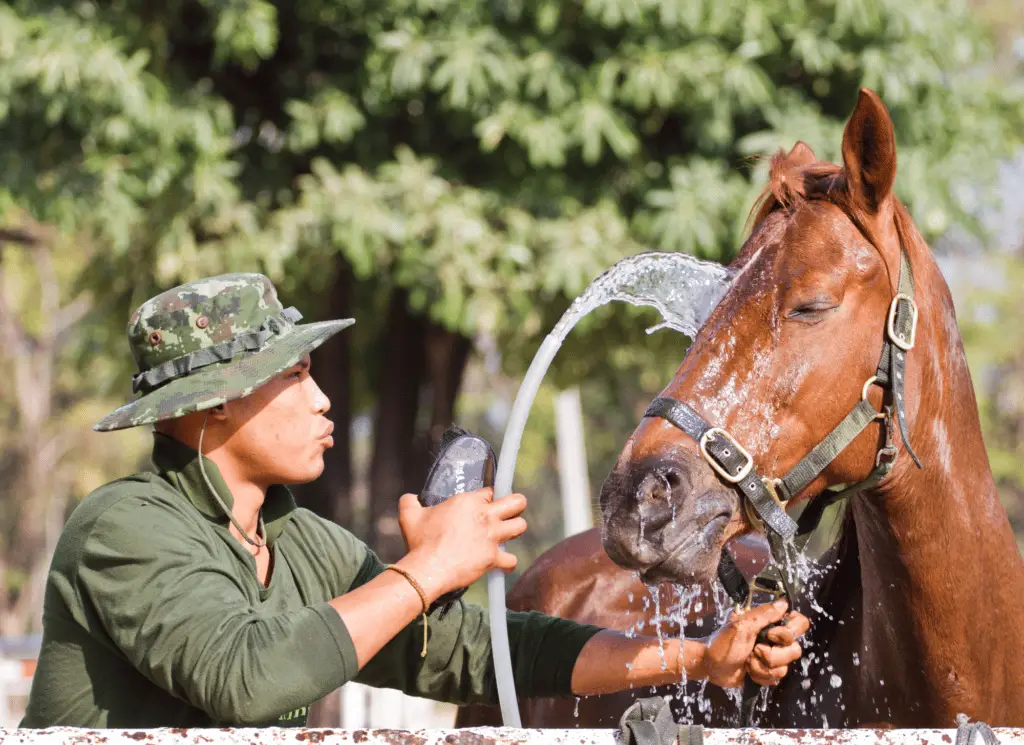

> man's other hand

[{"left": 398, "top": 488, "right": 528, "bottom": 602}]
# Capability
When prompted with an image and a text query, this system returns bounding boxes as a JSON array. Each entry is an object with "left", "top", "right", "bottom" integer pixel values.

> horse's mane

[
  {"left": 748, "top": 150, "right": 847, "bottom": 227},
  {"left": 746, "top": 147, "right": 928, "bottom": 287}
]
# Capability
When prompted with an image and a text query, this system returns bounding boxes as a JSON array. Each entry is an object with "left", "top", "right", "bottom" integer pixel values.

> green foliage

[
  {"left": 1, "top": 0, "right": 1023, "bottom": 563},
  {"left": 0, "top": 0, "right": 1020, "bottom": 391}
]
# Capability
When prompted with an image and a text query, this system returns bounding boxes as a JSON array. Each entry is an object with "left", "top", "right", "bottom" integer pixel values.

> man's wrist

[
  {"left": 394, "top": 553, "right": 447, "bottom": 605},
  {"left": 678, "top": 639, "right": 709, "bottom": 681}
]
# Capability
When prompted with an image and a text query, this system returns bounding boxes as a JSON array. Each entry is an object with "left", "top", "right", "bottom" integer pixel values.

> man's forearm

[
  {"left": 329, "top": 555, "right": 440, "bottom": 669},
  {"left": 569, "top": 630, "right": 706, "bottom": 696}
]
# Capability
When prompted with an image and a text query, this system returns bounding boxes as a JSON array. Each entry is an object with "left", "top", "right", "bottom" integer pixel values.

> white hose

[{"left": 487, "top": 334, "right": 562, "bottom": 726}]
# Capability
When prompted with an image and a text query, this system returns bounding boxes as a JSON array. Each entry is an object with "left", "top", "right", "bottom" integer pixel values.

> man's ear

[{"left": 841, "top": 88, "right": 897, "bottom": 215}]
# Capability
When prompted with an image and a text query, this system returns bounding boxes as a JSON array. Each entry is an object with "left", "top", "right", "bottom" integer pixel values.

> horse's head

[{"left": 600, "top": 89, "right": 922, "bottom": 584}]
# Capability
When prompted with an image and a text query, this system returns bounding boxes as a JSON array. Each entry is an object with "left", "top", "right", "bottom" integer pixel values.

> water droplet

[
  {"left": 830, "top": 674, "right": 843, "bottom": 688},
  {"left": 852, "top": 653, "right": 860, "bottom": 666}
]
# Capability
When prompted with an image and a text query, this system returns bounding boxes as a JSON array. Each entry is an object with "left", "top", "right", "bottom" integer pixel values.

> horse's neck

[{"left": 842, "top": 254, "right": 1024, "bottom": 724}]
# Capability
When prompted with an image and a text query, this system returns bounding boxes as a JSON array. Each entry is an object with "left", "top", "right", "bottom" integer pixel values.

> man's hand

[
  {"left": 701, "top": 599, "right": 810, "bottom": 689},
  {"left": 397, "top": 488, "right": 528, "bottom": 602}
]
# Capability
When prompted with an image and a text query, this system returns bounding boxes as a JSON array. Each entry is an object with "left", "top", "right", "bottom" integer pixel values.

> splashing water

[
  {"left": 487, "top": 251, "right": 734, "bottom": 725},
  {"left": 550, "top": 251, "right": 735, "bottom": 340}
]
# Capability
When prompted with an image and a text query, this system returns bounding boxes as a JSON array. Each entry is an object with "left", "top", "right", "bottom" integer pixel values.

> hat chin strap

[{"left": 197, "top": 411, "right": 266, "bottom": 548}]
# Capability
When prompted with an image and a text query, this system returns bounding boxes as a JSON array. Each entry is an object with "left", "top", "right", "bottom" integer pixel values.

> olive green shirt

[{"left": 21, "top": 434, "right": 601, "bottom": 728}]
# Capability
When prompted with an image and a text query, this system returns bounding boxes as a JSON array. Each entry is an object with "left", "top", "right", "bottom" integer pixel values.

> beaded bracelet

[{"left": 384, "top": 565, "right": 430, "bottom": 657}]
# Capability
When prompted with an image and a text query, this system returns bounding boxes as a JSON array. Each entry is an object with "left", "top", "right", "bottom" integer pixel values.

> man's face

[{"left": 221, "top": 355, "right": 334, "bottom": 486}]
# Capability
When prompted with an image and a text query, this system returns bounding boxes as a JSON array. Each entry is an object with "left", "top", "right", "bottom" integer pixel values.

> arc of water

[{"left": 488, "top": 251, "right": 734, "bottom": 726}]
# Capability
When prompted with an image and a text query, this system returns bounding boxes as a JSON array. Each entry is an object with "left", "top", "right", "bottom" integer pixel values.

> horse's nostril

[{"left": 663, "top": 467, "right": 682, "bottom": 490}]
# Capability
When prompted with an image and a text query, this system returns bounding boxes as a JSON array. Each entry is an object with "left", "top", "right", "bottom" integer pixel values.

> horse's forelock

[
  {"left": 743, "top": 147, "right": 928, "bottom": 307},
  {"left": 747, "top": 148, "right": 847, "bottom": 231}
]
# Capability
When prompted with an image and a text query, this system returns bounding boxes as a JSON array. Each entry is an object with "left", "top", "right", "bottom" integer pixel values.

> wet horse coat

[{"left": 459, "top": 89, "right": 1024, "bottom": 728}]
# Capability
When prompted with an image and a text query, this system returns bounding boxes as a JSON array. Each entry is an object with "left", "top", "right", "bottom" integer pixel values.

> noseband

[{"left": 643, "top": 244, "right": 922, "bottom": 611}]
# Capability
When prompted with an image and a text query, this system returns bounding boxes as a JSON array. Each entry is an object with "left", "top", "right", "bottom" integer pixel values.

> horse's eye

[{"left": 787, "top": 300, "right": 839, "bottom": 320}]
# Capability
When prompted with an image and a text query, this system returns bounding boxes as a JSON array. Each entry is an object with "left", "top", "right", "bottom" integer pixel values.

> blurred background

[{"left": 0, "top": 0, "right": 1022, "bottom": 729}]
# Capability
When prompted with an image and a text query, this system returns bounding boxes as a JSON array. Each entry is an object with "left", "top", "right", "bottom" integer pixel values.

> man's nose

[{"left": 308, "top": 375, "right": 331, "bottom": 415}]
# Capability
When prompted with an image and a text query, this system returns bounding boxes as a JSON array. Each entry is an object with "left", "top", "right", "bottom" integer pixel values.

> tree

[
  {"left": 0, "top": 0, "right": 1021, "bottom": 563},
  {"left": 0, "top": 219, "right": 150, "bottom": 634}
]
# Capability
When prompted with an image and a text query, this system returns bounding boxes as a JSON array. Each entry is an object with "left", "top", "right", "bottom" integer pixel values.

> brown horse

[{"left": 462, "top": 89, "right": 1024, "bottom": 728}]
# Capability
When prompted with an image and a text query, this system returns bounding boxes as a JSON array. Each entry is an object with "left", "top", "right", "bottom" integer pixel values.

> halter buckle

[
  {"left": 887, "top": 294, "right": 918, "bottom": 351},
  {"left": 699, "top": 427, "right": 754, "bottom": 484}
]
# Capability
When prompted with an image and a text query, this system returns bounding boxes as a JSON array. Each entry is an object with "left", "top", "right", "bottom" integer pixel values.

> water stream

[{"left": 487, "top": 251, "right": 735, "bottom": 725}]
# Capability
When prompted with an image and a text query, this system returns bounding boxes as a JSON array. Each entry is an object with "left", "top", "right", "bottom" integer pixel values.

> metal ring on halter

[
  {"left": 699, "top": 427, "right": 754, "bottom": 484},
  {"left": 861, "top": 376, "right": 887, "bottom": 421},
  {"left": 743, "top": 575, "right": 786, "bottom": 610}
]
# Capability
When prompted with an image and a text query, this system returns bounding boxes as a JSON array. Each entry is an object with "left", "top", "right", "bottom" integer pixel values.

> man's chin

[{"left": 284, "top": 460, "right": 326, "bottom": 486}]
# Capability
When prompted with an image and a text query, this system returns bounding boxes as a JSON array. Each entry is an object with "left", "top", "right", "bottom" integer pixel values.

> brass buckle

[
  {"left": 886, "top": 294, "right": 918, "bottom": 351},
  {"left": 699, "top": 427, "right": 754, "bottom": 484}
]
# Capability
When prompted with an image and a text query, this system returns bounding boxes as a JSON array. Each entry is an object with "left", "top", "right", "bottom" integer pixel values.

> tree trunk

[
  {"left": 411, "top": 323, "right": 474, "bottom": 479},
  {"left": 366, "top": 291, "right": 475, "bottom": 561},
  {"left": 291, "top": 260, "right": 353, "bottom": 527},
  {"left": 0, "top": 235, "right": 83, "bottom": 635},
  {"left": 367, "top": 289, "right": 427, "bottom": 562}
]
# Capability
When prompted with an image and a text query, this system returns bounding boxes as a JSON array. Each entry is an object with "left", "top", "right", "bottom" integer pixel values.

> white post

[
  {"left": 554, "top": 386, "right": 593, "bottom": 538},
  {"left": 339, "top": 683, "right": 368, "bottom": 728},
  {"left": 0, "top": 660, "right": 12, "bottom": 728}
]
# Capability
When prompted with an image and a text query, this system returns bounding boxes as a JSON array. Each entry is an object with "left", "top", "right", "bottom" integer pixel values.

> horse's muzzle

[{"left": 599, "top": 453, "right": 739, "bottom": 583}]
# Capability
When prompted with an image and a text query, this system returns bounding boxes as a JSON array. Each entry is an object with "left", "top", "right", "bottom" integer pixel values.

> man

[{"left": 22, "top": 273, "right": 808, "bottom": 728}]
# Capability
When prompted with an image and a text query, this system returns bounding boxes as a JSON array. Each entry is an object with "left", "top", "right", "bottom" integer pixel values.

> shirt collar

[{"left": 150, "top": 432, "right": 297, "bottom": 545}]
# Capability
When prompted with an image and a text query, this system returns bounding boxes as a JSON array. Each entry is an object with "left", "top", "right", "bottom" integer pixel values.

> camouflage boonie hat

[{"left": 94, "top": 273, "right": 354, "bottom": 431}]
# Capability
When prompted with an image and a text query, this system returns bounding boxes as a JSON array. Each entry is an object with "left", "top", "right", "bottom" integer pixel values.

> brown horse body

[{"left": 461, "top": 90, "right": 1024, "bottom": 729}]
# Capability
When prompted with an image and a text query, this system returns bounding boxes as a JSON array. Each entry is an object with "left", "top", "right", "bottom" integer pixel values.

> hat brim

[{"left": 93, "top": 319, "right": 355, "bottom": 432}]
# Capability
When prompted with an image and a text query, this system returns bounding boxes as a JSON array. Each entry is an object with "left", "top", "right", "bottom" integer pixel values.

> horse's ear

[
  {"left": 841, "top": 89, "right": 896, "bottom": 214},
  {"left": 788, "top": 141, "right": 817, "bottom": 167}
]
